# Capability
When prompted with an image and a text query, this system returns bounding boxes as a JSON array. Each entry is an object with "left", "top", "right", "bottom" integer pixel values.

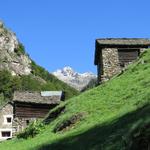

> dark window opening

[
  {"left": 119, "top": 62, "right": 125, "bottom": 68},
  {"left": 118, "top": 49, "right": 140, "bottom": 67},
  {"left": 7, "top": 117, "right": 12, "bottom": 123},
  {"left": 1, "top": 131, "right": 11, "bottom": 137},
  {"left": 26, "top": 120, "right": 30, "bottom": 125}
]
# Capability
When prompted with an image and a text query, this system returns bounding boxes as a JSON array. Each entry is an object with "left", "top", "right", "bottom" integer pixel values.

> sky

[{"left": 0, "top": 0, "right": 150, "bottom": 74}]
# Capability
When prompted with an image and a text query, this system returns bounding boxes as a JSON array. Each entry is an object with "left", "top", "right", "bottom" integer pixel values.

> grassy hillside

[{"left": 1, "top": 49, "right": 150, "bottom": 149}]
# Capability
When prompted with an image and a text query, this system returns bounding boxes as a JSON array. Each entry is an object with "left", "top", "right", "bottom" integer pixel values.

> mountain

[
  {"left": 1, "top": 49, "right": 150, "bottom": 150},
  {"left": 53, "top": 66, "right": 97, "bottom": 91},
  {"left": 0, "top": 21, "right": 79, "bottom": 102},
  {"left": 0, "top": 21, "right": 31, "bottom": 76}
]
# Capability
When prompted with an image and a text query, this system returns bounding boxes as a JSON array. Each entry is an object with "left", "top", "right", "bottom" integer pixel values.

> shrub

[
  {"left": 0, "top": 70, "right": 13, "bottom": 99},
  {"left": 14, "top": 43, "right": 25, "bottom": 55},
  {"left": 17, "top": 121, "right": 45, "bottom": 139}
]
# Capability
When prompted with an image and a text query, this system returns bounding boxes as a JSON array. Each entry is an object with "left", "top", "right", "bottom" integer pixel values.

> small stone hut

[
  {"left": 94, "top": 38, "right": 150, "bottom": 83},
  {"left": 0, "top": 91, "right": 64, "bottom": 141}
]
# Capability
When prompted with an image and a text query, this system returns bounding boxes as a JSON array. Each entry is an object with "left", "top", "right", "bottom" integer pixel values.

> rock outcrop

[{"left": 0, "top": 21, "right": 31, "bottom": 76}]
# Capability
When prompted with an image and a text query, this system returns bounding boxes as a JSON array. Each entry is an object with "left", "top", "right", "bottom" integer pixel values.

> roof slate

[
  {"left": 13, "top": 91, "right": 63, "bottom": 104},
  {"left": 96, "top": 38, "right": 150, "bottom": 46}
]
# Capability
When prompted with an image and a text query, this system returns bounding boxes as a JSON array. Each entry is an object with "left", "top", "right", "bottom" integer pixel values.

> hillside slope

[
  {"left": 0, "top": 22, "right": 79, "bottom": 103},
  {"left": 1, "top": 50, "right": 150, "bottom": 149}
]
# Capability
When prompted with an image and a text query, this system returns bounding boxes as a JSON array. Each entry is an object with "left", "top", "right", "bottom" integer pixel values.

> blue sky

[{"left": 1, "top": 0, "right": 150, "bottom": 73}]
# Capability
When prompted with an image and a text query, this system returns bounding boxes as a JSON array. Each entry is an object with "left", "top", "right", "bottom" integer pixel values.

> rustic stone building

[
  {"left": 0, "top": 91, "right": 64, "bottom": 141},
  {"left": 0, "top": 102, "right": 13, "bottom": 140},
  {"left": 94, "top": 38, "right": 150, "bottom": 83}
]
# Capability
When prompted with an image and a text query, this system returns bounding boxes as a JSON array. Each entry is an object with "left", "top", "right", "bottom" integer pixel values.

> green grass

[{"left": 1, "top": 50, "right": 150, "bottom": 150}]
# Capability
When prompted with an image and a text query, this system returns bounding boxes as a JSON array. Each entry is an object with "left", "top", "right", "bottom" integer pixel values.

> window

[
  {"left": 1, "top": 131, "right": 11, "bottom": 137},
  {"left": 0, "top": 129, "right": 12, "bottom": 139},
  {"left": 7, "top": 117, "right": 12, "bottom": 123},
  {"left": 26, "top": 120, "right": 30, "bottom": 125},
  {"left": 3, "top": 115, "right": 13, "bottom": 124}
]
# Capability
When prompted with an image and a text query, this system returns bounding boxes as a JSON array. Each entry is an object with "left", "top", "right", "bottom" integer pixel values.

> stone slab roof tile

[
  {"left": 13, "top": 91, "right": 62, "bottom": 104},
  {"left": 96, "top": 38, "right": 150, "bottom": 46}
]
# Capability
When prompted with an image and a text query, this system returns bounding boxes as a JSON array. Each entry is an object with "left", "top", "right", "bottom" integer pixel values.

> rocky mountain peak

[
  {"left": 53, "top": 66, "right": 97, "bottom": 91},
  {"left": 57, "top": 66, "right": 78, "bottom": 78}
]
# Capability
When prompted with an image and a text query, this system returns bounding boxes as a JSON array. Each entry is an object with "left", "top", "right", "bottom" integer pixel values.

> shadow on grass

[{"left": 36, "top": 104, "right": 150, "bottom": 150}]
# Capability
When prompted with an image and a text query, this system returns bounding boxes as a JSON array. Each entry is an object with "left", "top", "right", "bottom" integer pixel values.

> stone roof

[
  {"left": 95, "top": 38, "right": 150, "bottom": 65},
  {"left": 13, "top": 91, "right": 63, "bottom": 104},
  {"left": 96, "top": 38, "right": 150, "bottom": 46}
]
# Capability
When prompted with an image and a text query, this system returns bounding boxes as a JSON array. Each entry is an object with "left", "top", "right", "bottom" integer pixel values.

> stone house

[
  {"left": 0, "top": 102, "right": 13, "bottom": 141},
  {"left": 94, "top": 38, "right": 150, "bottom": 83},
  {"left": 0, "top": 91, "right": 64, "bottom": 141}
]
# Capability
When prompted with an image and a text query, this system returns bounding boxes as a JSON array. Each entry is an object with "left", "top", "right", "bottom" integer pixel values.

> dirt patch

[{"left": 54, "top": 112, "right": 85, "bottom": 133}]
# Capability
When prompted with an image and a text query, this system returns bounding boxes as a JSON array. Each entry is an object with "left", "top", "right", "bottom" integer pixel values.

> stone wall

[
  {"left": 0, "top": 103, "right": 13, "bottom": 129},
  {"left": 0, "top": 103, "right": 13, "bottom": 140},
  {"left": 12, "top": 117, "right": 37, "bottom": 135},
  {"left": 98, "top": 48, "right": 147, "bottom": 82},
  {"left": 101, "top": 48, "right": 121, "bottom": 81}
]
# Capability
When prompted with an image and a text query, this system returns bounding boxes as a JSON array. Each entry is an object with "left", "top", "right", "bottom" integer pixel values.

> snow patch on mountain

[{"left": 52, "top": 66, "right": 97, "bottom": 91}]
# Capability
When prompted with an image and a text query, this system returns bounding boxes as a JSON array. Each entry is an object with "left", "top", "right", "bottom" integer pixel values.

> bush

[
  {"left": 0, "top": 70, "right": 13, "bottom": 99},
  {"left": 20, "top": 75, "right": 43, "bottom": 91},
  {"left": 17, "top": 121, "right": 45, "bottom": 139},
  {"left": 14, "top": 43, "right": 25, "bottom": 56}
]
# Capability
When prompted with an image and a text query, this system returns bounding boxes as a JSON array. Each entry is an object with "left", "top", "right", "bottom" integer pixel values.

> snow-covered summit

[{"left": 52, "top": 66, "right": 97, "bottom": 91}]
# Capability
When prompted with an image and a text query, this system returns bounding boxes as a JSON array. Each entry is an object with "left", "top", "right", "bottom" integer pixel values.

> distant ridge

[{"left": 53, "top": 66, "right": 97, "bottom": 91}]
